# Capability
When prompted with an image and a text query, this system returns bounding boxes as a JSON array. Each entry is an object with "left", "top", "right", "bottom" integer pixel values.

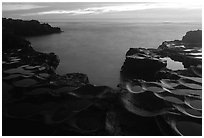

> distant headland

[{"left": 3, "top": 18, "right": 62, "bottom": 36}]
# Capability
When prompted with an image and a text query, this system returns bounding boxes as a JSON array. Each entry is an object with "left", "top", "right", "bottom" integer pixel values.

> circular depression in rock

[{"left": 13, "top": 79, "right": 37, "bottom": 87}]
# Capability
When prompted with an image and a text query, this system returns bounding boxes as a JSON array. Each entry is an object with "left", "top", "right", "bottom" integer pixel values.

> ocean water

[{"left": 27, "top": 21, "right": 201, "bottom": 87}]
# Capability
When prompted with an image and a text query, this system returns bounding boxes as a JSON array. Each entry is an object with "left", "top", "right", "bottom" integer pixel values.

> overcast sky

[{"left": 2, "top": 2, "right": 202, "bottom": 23}]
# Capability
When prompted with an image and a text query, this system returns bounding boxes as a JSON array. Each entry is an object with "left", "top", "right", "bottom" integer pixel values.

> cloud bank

[
  {"left": 21, "top": 2, "right": 201, "bottom": 16},
  {"left": 2, "top": 3, "right": 47, "bottom": 11}
]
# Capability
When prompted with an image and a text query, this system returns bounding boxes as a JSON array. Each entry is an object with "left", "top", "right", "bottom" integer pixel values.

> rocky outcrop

[
  {"left": 119, "top": 30, "right": 202, "bottom": 136},
  {"left": 2, "top": 49, "right": 116, "bottom": 135},
  {"left": 2, "top": 18, "right": 62, "bottom": 51},
  {"left": 121, "top": 48, "right": 167, "bottom": 81},
  {"left": 157, "top": 31, "right": 202, "bottom": 69},
  {"left": 182, "top": 30, "right": 202, "bottom": 47},
  {"left": 121, "top": 30, "right": 202, "bottom": 79},
  {"left": 2, "top": 18, "right": 116, "bottom": 136},
  {"left": 2, "top": 18, "right": 202, "bottom": 136},
  {"left": 2, "top": 18, "right": 62, "bottom": 36},
  {"left": 158, "top": 30, "right": 202, "bottom": 49},
  {"left": 2, "top": 29, "right": 32, "bottom": 51}
]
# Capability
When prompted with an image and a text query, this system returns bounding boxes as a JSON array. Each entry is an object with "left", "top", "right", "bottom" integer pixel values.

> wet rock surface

[
  {"left": 2, "top": 21, "right": 202, "bottom": 136},
  {"left": 121, "top": 48, "right": 167, "bottom": 81},
  {"left": 2, "top": 50, "right": 114, "bottom": 135},
  {"left": 120, "top": 30, "right": 202, "bottom": 136}
]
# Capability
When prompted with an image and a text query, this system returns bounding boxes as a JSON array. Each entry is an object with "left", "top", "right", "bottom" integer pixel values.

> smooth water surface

[{"left": 27, "top": 21, "right": 201, "bottom": 87}]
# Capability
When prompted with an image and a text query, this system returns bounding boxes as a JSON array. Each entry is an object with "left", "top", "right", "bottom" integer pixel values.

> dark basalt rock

[
  {"left": 2, "top": 17, "right": 115, "bottom": 135},
  {"left": 158, "top": 40, "right": 183, "bottom": 50},
  {"left": 119, "top": 66, "right": 202, "bottom": 135},
  {"left": 3, "top": 49, "right": 60, "bottom": 75},
  {"left": 182, "top": 30, "right": 202, "bottom": 46},
  {"left": 154, "top": 30, "right": 202, "bottom": 70},
  {"left": 3, "top": 18, "right": 62, "bottom": 37},
  {"left": 49, "top": 73, "right": 89, "bottom": 88},
  {"left": 158, "top": 30, "right": 202, "bottom": 49},
  {"left": 161, "top": 51, "right": 200, "bottom": 68},
  {"left": 2, "top": 18, "right": 62, "bottom": 51},
  {"left": 2, "top": 18, "right": 202, "bottom": 136},
  {"left": 119, "top": 30, "right": 202, "bottom": 136},
  {"left": 121, "top": 48, "right": 167, "bottom": 81},
  {"left": 2, "top": 49, "right": 115, "bottom": 135},
  {"left": 2, "top": 29, "right": 32, "bottom": 51},
  {"left": 121, "top": 30, "right": 202, "bottom": 80},
  {"left": 157, "top": 43, "right": 201, "bottom": 68}
]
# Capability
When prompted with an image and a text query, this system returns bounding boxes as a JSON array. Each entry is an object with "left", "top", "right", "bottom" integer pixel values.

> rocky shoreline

[{"left": 2, "top": 18, "right": 202, "bottom": 136}]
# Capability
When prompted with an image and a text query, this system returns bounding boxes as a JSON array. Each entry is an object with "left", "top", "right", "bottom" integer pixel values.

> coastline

[{"left": 2, "top": 18, "right": 202, "bottom": 136}]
